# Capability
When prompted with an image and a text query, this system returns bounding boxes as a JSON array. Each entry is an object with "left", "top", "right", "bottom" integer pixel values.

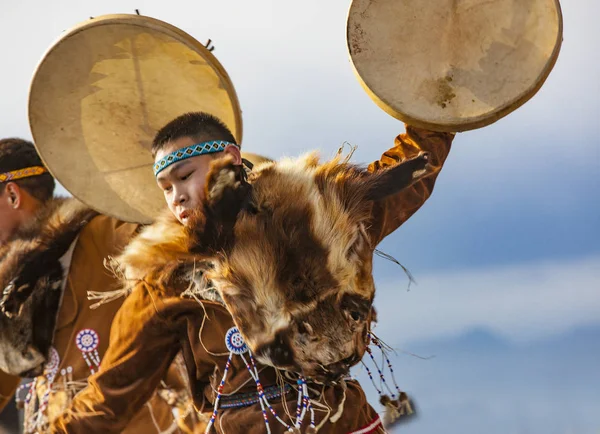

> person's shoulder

[{"left": 80, "top": 214, "right": 140, "bottom": 253}]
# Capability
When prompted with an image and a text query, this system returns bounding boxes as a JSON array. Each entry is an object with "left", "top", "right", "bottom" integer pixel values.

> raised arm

[
  {"left": 367, "top": 125, "right": 454, "bottom": 244},
  {"left": 51, "top": 283, "right": 183, "bottom": 433}
]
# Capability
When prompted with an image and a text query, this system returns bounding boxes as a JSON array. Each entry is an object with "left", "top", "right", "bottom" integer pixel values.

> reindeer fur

[
  {"left": 117, "top": 151, "right": 431, "bottom": 383},
  {"left": 0, "top": 198, "right": 97, "bottom": 375}
]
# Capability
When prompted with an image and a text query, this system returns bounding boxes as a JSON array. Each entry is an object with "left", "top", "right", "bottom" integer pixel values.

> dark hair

[
  {"left": 0, "top": 138, "right": 55, "bottom": 202},
  {"left": 152, "top": 112, "right": 237, "bottom": 158}
]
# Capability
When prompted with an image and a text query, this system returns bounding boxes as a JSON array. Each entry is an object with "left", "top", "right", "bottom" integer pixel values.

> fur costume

[
  {"left": 0, "top": 198, "right": 97, "bottom": 376},
  {"left": 51, "top": 126, "right": 454, "bottom": 433},
  {"left": 0, "top": 197, "right": 188, "bottom": 433}
]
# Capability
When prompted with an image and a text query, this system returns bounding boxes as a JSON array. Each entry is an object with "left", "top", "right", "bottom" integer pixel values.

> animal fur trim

[
  {"left": 0, "top": 197, "right": 96, "bottom": 376},
  {"left": 113, "top": 210, "right": 217, "bottom": 301}
]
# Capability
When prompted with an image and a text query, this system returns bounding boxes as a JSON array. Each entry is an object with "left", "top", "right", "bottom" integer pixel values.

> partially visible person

[
  {"left": 0, "top": 138, "right": 192, "bottom": 433},
  {"left": 51, "top": 112, "right": 454, "bottom": 433}
]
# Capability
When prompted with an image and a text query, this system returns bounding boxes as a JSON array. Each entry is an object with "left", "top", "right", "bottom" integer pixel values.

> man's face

[
  {"left": 0, "top": 187, "right": 20, "bottom": 245},
  {"left": 155, "top": 136, "right": 241, "bottom": 225}
]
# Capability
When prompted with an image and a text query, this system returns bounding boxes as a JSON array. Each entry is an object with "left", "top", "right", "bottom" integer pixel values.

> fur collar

[
  {"left": 114, "top": 210, "right": 219, "bottom": 301},
  {"left": 116, "top": 210, "right": 193, "bottom": 283},
  {"left": 0, "top": 197, "right": 96, "bottom": 376}
]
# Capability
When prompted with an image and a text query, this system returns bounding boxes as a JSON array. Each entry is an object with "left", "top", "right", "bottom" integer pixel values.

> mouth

[
  {"left": 306, "top": 370, "right": 348, "bottom": 385},
  {"left": 178, "top": 210, "right": 190, "bottom": 222},
  {"left": 304, "top": 360, "right": 354, "bottom": 384}
]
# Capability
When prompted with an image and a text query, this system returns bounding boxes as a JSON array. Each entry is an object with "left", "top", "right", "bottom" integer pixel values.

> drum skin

[
  {"left": 29, "top": 14, "right": 245, "bottom": 223},
  {"left": 347, "top": 0, "right": 563, "bottom": 132}
]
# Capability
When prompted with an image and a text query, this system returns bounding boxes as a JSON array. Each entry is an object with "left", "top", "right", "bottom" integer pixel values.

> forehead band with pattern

[
  {"left": 0, "top": 166, "right": 48, "bottom": 183},
  {"left": 154, "top": 140, "right": 238, "bottom": 176}
]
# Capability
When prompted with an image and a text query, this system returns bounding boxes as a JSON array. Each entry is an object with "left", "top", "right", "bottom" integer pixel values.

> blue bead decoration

[
  {"left": 225, "top": 327, "right": 248, "bottom": 355},
  {"left": 75, "top": 329, "right": 99, "bottom": 353},
  {"left": 153, "top": 141, "right": 238, "bottom": 176}
]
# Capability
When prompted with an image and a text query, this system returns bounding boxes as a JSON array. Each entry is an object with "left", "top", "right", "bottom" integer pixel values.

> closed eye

[{"left": 180, "top": 171, "right": 193, "bottom": 181}]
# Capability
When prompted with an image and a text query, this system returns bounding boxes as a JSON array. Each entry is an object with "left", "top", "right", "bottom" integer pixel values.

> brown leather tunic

[{"left": 0, "top": 213, "right": 181, "bottom": 433}]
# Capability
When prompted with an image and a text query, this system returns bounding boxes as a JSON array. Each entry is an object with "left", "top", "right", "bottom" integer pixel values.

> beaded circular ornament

[
  {"left": 44, "top": 347, "right": 60, "bottom": 381},
  {"left": 75, "top": 329, "right": 101, "bottom": 374},
  {"left": 75, "top": 329, "right": 99, "bottom": 352},
  {"left": 225, "top": 327, "right": 248, "bottom": 355}
]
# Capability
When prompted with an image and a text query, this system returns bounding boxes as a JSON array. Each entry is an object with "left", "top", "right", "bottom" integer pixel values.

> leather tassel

[{"left": 381, "top": 392, "right": 414, "bottom": 428}]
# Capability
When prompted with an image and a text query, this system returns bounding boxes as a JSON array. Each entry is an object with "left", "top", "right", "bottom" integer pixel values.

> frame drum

[
  {"left": 29, "top": 14, "right": 246, "bottom": 223},
  {"left": 347, "top": 0, "right": 563, "bottom": 132}
]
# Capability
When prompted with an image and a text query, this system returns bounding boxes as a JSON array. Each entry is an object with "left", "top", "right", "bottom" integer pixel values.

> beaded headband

[
  {"left": 0, "top": 166, "right": 48, "bottom": 183},
  {"left": 154, "top": 140, "right": 238, "bottom": 176}
]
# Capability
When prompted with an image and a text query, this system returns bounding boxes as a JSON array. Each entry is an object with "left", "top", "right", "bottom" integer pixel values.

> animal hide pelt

[
  {"left": 0, "top": 197, "right": 97, "bottom": 376},
  {"left": 113, "top": 210, "right": 221, "bottom": 303}
]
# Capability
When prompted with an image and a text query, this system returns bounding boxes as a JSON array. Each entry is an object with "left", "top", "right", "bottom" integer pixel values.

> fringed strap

[
  {"left": 87, "top": 287, "right": 132, "bottom": 310},
  {"left": 381, "top": 392, "right": 413, "bottom": 428},
  {"left": 87, "top": 256, "right": 133, "bottom": 309},
  {"left": 329, "top": 379, "right": 347, "bottom": 423}
]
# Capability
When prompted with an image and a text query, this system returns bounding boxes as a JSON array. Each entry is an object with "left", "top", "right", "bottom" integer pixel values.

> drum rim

[
  {"left": 28, "top": 14, "right": 244, "bottom": 223},
  {"left": 346, "top": 0, "right": 564, "bottom": 133}
]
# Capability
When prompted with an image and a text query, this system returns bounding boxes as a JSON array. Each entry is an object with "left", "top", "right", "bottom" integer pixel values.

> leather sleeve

[
  {"left": 0, "top": 370, "right": 19, "bottom": 413},
  {"left": 50, "top": 283, "right": 183, "bottom": 433},
  {"left": 367, "top": 125, "right": 454, "bottom": 245}
]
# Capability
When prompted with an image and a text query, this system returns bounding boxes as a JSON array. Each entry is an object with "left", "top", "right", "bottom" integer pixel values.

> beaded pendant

[
  {"left": 225, "top": 327, "right": 248, "bottom": 354},
  {"left": 38, "top": 347, "right": 60, "bottom": 417},
  {"left": 75, "top": 329, "right": 101, "bottom": 374},
  {"left": 44, "top": 347, "right": 60, "bottom": 382},
  {"left": 205, "top": 327, "right": 314, "bottom": 434},
  {"left": 16, "top": 347, "right": 61, "bottom": 433},
  {"left": 363, "top": 333, "right": 413, "bottom": 427}
]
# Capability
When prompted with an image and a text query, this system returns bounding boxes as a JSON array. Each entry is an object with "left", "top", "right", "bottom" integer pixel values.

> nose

[{"left": 171, "top": 187, "right": 187, "bottom": 207}]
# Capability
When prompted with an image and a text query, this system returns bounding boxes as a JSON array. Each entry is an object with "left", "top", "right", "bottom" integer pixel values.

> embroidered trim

[
  {"left": 220, "top": 384, "right": 292, "bottom": 409},
  {"left": 348, "top": 415, "right": 382, "bottom": 434},
  {"left": 154, "top": 141, "right": 238, "bottom": 176},
  {"left": 0, "top": 166, "right": 47, "bottom": 183}
]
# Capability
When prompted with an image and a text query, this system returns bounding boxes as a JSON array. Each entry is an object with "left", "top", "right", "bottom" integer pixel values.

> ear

[
  {"left": 4, "top": 183, "right": 22, "bottom": 209},
  {"left": 364, "top": 152, "right": 432, "bottom": 202},
  {"left": 223, "top": 144, "right": 242, "bottom": 165},
  {"left": 187, "top": 155, "right": 251, "bottom": 255}
]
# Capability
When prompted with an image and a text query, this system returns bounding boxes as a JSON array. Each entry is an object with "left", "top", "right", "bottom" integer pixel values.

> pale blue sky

[{"left": 1, "top": 0, "right": 598, "bottom": 432}]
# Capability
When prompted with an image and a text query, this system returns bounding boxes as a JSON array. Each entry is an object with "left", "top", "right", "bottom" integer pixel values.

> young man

[
  {"left": 0, "top": 138, "right": 189, "bottom": 433},
  {"left": 51, "top": 112, "right": 454, "bottom": 433}
]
